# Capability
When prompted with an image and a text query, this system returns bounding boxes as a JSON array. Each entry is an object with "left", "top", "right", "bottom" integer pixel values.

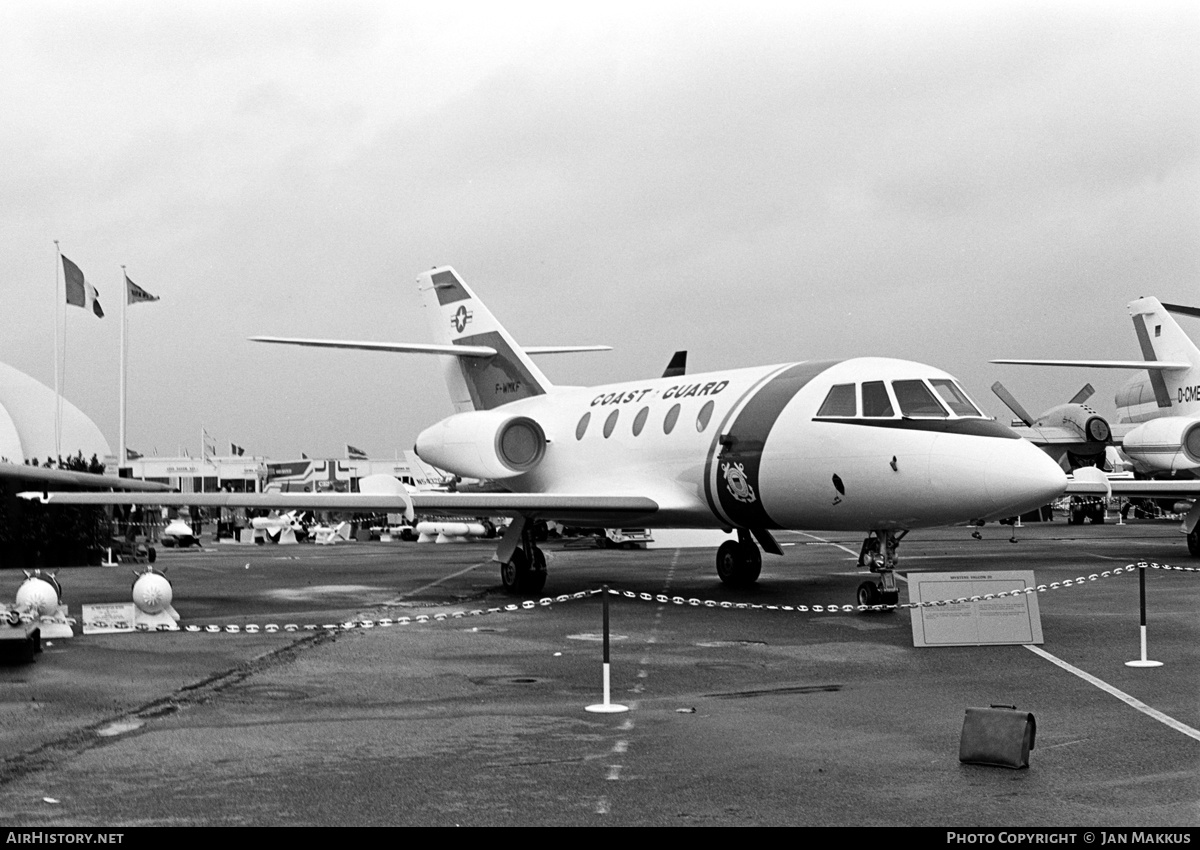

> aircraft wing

[
  {"left": 0, "top": 463, "right": 172, "bottom": 492},
  {"left": 1063, "top": 471, "right": 1200, "bottom": 499},
  {"left": 18, "top": 490, "right": 659, "bottom": 525},
  {"left": 991, "top": 359, "right": 1191, "bottom": 370}
]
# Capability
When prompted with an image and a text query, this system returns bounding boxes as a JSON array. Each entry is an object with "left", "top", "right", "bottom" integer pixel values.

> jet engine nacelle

[
  {"left": 1121, "top": 416, "right": 1200, "bottom": 473},
  {"left": 1037, "top": 403, "right": 1111, "bottom": 444},
  {"left": 415, "top": 410, "right": 546, "bottom": 480}
]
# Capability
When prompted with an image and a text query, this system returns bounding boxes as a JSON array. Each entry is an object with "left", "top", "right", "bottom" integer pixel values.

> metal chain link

[{"left": 4, "top": 561, "right": 1194, "bottom": 634}]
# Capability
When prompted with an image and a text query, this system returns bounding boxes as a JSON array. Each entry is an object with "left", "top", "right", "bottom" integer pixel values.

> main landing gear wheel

[
  {"left": 716, "top": 538, "right": 762, "bottom": 588},
  {"left": 500, "top": 539, "right": 548, "bottom": 597},
  {"left": 1188, "top": 527, "right": 1200, "bottom": 558}
]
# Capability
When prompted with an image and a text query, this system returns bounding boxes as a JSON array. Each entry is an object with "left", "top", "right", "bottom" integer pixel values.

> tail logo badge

[
  {"left": 721, "top": 461, "right": 756, "bottom": 504},
  {"left": 451, "top": 305, "right": 473, "bottom": 334}
]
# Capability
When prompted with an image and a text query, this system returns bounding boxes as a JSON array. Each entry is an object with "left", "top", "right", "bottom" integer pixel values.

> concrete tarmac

[{"left": 0, "top": 519, "right": 1197, "bottom": 826}]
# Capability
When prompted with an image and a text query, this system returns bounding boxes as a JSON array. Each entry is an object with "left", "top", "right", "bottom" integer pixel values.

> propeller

[
  {"left": 1067, "top": 384, "right": 1095, "bottom": 405},
  {"left": 991, "top": 381, "right": 1034, "bottom": 427}
]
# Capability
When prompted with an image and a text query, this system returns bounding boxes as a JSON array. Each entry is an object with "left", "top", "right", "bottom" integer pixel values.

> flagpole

[
  {"left": 120, "top": 266, "right": 127, "bottom": 470},
  {"left": 53, "top": 240, "right": 62, "bottom": 461}
]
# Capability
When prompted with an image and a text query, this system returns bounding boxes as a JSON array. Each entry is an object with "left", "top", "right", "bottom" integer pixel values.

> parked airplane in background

[
  {"left": 989, "top": 380, "right": 1113, "bottom": 471},
  {"left": 27, "top": 267, "right": 1067, "bottom": 604},
  {"left": 994, "top": 295, "right": 1200, "bottom": 553}
]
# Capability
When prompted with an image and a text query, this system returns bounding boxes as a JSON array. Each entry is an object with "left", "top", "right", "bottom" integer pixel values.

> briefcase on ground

[{"left": 959, "top": 705, "right": 1036, "bottom": 769}]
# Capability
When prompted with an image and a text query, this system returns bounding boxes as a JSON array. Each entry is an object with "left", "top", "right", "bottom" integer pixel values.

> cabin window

[
  {"left": 575, "top": 412, "right": 591, "bottom": 440},
  {"left": 632, "top": 406, "right": 649, "bottom": 436},
  {"left": 696, "top": 401, "right": 715, "bottom": 431},
  {"left": 816, "top": 383, "right": 857, "bottom": 417},
  {"left": 603, "top": 409, "right": 619, "bottom": 438},
  {"left": 664, "top": 403, "right": 681, "bottom": 434},
  {"left": 893, "top": 380, "right": 948, "bottom": 417},
  {"left": 929, "top": 379, "right": 982, "bottom": 417},
  {"left": 861, "top": 381, "right": 894, "bottom": 417}
]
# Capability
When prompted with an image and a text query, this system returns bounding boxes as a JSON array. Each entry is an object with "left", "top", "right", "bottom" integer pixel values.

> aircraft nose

[{"left": 982, "top": 439, "right": 1067, "bottom": 520}]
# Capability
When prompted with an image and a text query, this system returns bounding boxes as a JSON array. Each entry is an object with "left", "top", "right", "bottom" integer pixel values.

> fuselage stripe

[{"left": 703, "top": 360, "right": 842, "bottom": 529}]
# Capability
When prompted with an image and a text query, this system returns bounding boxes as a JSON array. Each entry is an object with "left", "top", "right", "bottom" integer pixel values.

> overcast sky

[{"left": 1, "top": 1, "right": 1197, "bottom": 461}]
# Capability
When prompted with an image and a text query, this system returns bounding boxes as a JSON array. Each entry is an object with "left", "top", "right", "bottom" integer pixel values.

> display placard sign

[
  {"left": 82, "top": 603, "right": 137, "bottom": 635},
  {"left": 908, "top": 571, "right": 1042, "bottom": 647}
]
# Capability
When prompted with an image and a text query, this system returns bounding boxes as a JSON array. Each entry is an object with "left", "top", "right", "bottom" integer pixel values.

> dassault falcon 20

[{"left": 26, "top": 267, "right": 1067, "bottom": 605}]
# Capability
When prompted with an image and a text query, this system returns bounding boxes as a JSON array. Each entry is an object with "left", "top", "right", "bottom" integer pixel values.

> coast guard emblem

[{"left": 722, "top": 461, "right": 756, "bottom": 504}]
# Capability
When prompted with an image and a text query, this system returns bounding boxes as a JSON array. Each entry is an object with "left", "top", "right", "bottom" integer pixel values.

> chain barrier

[{"left": 4, "top": 561, "right": 1195, "bottom": 634}]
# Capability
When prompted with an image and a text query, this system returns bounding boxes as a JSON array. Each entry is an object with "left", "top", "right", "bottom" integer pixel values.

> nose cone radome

[{"left": 982, "top": 439, "right": 1067, "bottom": 520}]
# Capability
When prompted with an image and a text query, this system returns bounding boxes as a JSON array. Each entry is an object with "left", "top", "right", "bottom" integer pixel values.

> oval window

[
  {"left": 696, "top": 400, "right": 714, "bottom": 431},
  {"left": 632, "top": 406, "right": 649, "bottom": 436},
  {"left": 575, "top": 412, "right": 591, "bottom": 440},
  {"left": 664, "top": 403, "right": 681, "bottom": 435},
  {"left": 603, "top": 409, "right": 619, "bottom": 438}
]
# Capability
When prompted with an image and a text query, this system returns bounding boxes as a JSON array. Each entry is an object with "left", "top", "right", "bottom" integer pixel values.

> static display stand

[{"left": 909, "top": 571, "right": 1043, "bottom": 647}]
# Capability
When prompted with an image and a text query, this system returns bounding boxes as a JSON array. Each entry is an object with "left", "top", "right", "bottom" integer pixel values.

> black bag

[{"left": 959, "top": 705, "right": 1036, "bottom": 769}]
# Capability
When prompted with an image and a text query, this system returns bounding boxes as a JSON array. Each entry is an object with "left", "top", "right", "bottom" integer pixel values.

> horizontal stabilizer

[
  {"left": 251, "top": 338, "right": 609, "bottom": 358},
  {"left": 991, "top": 359, "right": 1191, "bottom": 371},
  {"left": 522, "top": 345, "right": 612, "bottom": 355},
  {"left": 251, "top": 337, "right": 497, "bottom": 357}
]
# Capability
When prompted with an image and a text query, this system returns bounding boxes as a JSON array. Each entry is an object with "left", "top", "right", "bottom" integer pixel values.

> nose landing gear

[{"left": 856, "top": 529, "right": 905, "bottom": 609}]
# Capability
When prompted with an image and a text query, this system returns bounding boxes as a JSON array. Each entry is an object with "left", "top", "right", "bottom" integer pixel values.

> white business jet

[
  {"left": 25, "top": 268, "right": 1066, "bottom": 604},
  {"left": 995, "top": 295, "right": 1200, "bottom": 554},
  {"left": 247, "top": 267, "right": 1065, "bottom": 603}
]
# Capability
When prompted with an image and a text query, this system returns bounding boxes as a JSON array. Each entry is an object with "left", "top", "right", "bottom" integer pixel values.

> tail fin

[
  {"left": 418, "top": 267, "right": 552, "bottom": 412},
  {"left": 1128, "top": 297, "right": 1200, "bottom": 409}
]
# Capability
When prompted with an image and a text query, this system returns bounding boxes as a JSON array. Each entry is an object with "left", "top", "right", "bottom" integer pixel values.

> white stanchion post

[
  {"left": 1126, "top": 565, "right": 1163, "bottom": 668},
  {"left": 587, "top": 586, "right": 629, "bottom": 714}
]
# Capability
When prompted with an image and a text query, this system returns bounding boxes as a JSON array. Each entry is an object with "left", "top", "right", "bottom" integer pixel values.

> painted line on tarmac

[
  {"left": 386, "top": 561, "right": 489, "bottom": 602},
  {"left": 795, "top": 532, "right": 860, "bottom": 558},
  {"left": 1025, "top": 644, "right": 1200, "bottom": 742}
]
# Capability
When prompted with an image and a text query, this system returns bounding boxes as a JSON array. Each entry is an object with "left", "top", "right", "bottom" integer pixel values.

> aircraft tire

[
  {"left": 716, "top": 540, "right": 762, "bottom": 588},
  {"left": 501, "top": 549, "right": 528, "bottom": 594},
  {"left": 857, "top": 581, "right": 880, "bottom": 607},
  {"left": 1188, "top": 529, "right": 1200, "bottom": 558}
]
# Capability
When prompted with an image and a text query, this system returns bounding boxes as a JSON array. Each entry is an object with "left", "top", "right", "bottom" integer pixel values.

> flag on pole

[
  {"left": 62, "top": 255, "right": 104, "bottom": 317},
  {"left": 346, "top": 444, "right": 368, "bottom": 459},
  {"left": 125, "top": 274, "right": 159, "bottom": 305},
  {"left": 231, "top": 443, "right": 244, "bottom": 456},
  {"left": 202, "top": 428, "right": 215, "bottom": 459},
  {"left": 126, "top": 448, "right": 143, "bottom": 460}
]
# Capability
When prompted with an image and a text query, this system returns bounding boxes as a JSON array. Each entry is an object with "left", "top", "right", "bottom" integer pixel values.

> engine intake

[{"left": 415, "top": 410, "right": 546, "bottom": 480}]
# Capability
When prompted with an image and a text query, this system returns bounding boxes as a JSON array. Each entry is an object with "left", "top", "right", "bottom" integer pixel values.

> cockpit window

[
  {"left": 929, "top": 379, "right": 983, "bottom": 417},
  {"left": 816, "top": 384, "right": 857, "bottom": 417},
  {"left": 861, "top": 381, "right": 894, "bottom": 417},
  {"left": 893, "top": 380, "right": 949, "bottom": 417}
]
